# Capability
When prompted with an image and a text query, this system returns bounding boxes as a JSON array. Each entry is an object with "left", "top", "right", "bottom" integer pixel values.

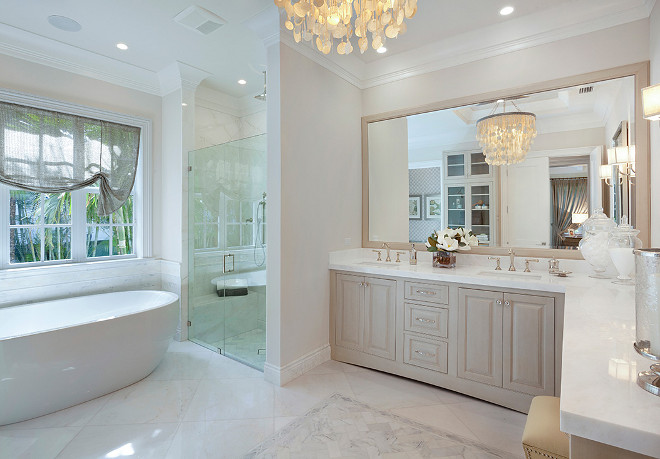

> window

[
  {"left": 192, "top": 196, "right": 266, "bottom": 251},
  {"left": 0, "top": 89, "right": 151, "bottom": 269}
]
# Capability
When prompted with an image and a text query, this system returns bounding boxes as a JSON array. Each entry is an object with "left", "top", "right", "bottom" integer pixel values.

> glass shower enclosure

[{"left": 188, "top": 134, "right": 267, "bottom": 371}]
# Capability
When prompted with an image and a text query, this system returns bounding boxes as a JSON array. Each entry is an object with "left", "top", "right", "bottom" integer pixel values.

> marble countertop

[{"left": 329, "top": 249, "right": 660, "bottom": 457}]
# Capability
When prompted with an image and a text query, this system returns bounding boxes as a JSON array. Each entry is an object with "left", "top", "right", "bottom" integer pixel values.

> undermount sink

[
  {"left": 356, "top": 261, "right": 401, "bottom": 269},
  {"left": 476, "top": 270, "right": 543, "bottom": 280}
]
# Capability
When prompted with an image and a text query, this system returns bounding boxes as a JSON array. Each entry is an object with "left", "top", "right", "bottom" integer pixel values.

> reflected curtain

[
  {"left": 551, "top": 178, "right": 588, "bottom": 248},
  {"left": 0, "top": 101, "right": 141, "bottom": 216}
]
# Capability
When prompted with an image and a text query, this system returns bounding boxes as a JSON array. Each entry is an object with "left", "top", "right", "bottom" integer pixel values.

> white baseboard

[{"left": 264, "top": 344, "right": 331, "bottom": 386}]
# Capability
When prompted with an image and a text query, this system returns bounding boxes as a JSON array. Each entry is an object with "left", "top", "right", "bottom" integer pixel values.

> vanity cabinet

[
  {"left": 331, "top": 269, "right": 563, "bottom": 413},
  {"left": 457, "top": 287, "right": 555, "bottom": 396},
  {"left": 335, "top": 273, "right": 396, "bottom": 361}
]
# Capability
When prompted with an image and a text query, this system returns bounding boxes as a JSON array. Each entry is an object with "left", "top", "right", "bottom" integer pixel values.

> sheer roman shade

[{"left": 0, "top": 101, "right": 141, "bottom": 215}]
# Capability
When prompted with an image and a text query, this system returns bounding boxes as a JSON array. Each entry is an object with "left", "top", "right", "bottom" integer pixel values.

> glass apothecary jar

[
  {"left": 634, "top": 249, "right": 660, "bottom": 360},
  {"left": 608, "top": 216, "right": 642, "bottom": 284},
  {"left": 578, "top": 208, "right": 616, "bottom": 278}
]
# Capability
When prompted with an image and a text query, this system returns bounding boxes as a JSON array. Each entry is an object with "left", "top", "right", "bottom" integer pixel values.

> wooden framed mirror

[{"left": 362, "top": 62, "right": 651, "bottom": 259}]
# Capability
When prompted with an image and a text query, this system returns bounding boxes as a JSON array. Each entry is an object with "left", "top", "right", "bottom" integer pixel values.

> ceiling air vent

[
  {"left": 174, "top": 6, "right": 226, "bottom": 35},
  {"left": 579, "top": 86, "right": 594, "bottom": 95}
]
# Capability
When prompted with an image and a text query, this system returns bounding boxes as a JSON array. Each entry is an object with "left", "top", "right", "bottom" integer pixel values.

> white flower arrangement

[{"left": 426, "top": 227, "right": 479, "bottom": 252}]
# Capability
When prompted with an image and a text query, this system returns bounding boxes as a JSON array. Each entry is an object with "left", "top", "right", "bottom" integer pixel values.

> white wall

[
  {"left": 368, "top": 117, "right": 409, "bottom": 242},
  {"left": 650, "top": 2, "right": 660, "bottom": 246},
  {"left": 275, "top": 43, "right": 362, "bottom": 369}
]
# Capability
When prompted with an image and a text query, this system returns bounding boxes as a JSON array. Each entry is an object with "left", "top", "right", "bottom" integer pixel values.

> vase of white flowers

[{"left": 426, "top": 227, "right": 479, "bottom": 268}]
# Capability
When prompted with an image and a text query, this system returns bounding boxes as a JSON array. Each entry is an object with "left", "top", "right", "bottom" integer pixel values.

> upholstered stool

[{"left": 522, "top": 396, "right": 569, "bottom": 459}]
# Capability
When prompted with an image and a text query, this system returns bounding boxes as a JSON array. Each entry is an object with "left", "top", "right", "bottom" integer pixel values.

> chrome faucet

[
  {"left": 381, "top": 242, "right": 392, "bottom": 262},
  {"left": 508, "top": 248, "right": 516, "bottom": 271}
]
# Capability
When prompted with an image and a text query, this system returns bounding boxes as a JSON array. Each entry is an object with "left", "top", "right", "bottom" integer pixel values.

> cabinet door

[
  {"left": 503, "top": 293, "right": 555, "bottom": 396},
  {"left": 470, "top": 183, "right": 492, "bottom": 246},
  {"left": 335, "top": 273, "right": 364, "bottom": 351},
  {"left": 458, "top": 288, "right": 503, "bottom": 387},
  {"left": 363, "top": 277, "right": 397, "bottom": 360},
  {"left": 446, "top": 186, "right": 466, "bottom": 228},
  {"left": 445, "top": 152, "right": 466, "bottom": 178}
]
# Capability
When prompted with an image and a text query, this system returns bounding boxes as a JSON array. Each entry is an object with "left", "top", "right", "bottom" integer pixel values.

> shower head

[{"left": 254, "top": 71, "right": 266, "bottom": 102}]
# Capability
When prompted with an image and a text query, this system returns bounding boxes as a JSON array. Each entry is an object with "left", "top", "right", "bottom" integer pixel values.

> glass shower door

[
  {"left": 188, "top": 135, "right": 267, "bottom": 371},
  {"left": 188, "top": 148, "right": 227, "bottom": 354}
]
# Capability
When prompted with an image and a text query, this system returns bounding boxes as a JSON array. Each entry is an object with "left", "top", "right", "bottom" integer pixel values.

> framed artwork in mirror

[
  {"left": 425, "top": 194, "right": 442, "bottom": 220},
  {"left": 409, "top": 195, "right": 421, "bottom": 219}
]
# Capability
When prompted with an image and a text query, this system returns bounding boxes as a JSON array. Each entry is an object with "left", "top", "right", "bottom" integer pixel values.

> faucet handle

[
  {"left": 488, "top": 256, "right": 502, "bottom": 271},
  {"left": 524, "top": 258, "right": 540, "bottom": 273},
  {"left": 395, "top": 251, "right": 406, "bottom": 263},
  {"left": 548, "top": 257, "right": 560, "bottom": 273},
  {"left": 372, "top": 250, "right": 382, "bottom": 262}
]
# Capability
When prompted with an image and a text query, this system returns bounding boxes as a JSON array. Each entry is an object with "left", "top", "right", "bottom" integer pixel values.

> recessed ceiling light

[
  {"left": 116, "top": 43, "right": 128, "bottom": 51},
  {"left": 47, "top": 15, "right": 82, "bottom": 32},
  {"left": 182, "top": 103, "right": 188, "bottom": 107},
  {"left": 499, "top": 6, "right": 514, "bottom": 16},
  {"left": 377, "top": 46, "right": 387, "bottom": 54},
  {"left": 238, "top": 79, "right": 247, "bottom": 85}
]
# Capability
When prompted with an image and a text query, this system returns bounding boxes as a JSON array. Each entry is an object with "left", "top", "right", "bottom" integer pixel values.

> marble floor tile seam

[
  {"left": 0, "top": 392, "right": 113, "bottom": 432},
  {"left": 53, "top": 422, "right": 182, "bottom": 459}
]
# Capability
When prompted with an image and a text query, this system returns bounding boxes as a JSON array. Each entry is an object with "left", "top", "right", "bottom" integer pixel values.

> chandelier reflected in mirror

[
  {"left": 273, "top": 0, "right": 418, "bottom": 55},
  {"left": 476, "top": 100, "right": 537, "bottom": 166}
]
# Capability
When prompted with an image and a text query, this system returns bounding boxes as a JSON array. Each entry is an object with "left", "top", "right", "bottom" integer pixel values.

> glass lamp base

[{"left": 638, "top": 370, "right": 660, "bottom": 397}]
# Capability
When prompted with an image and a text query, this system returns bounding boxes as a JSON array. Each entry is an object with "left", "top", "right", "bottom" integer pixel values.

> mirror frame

[{"left": 362, "top": 61, "right": 651, "bottom": 259}]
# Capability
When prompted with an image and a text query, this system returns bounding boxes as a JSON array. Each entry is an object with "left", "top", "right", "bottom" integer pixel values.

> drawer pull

[
  {"left": 415, "top": 317, "right": 436, "bottom": 324},
  {"left": 416, "top": 289, "right": 436, "bottom": 296},
  {"left": 414, "top": 350, "right": 436, "bottom": 358}
]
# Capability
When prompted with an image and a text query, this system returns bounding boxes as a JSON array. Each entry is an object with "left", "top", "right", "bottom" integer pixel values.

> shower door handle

[{"left": 223, "top": 254, "right": 235, "bottom": 273}]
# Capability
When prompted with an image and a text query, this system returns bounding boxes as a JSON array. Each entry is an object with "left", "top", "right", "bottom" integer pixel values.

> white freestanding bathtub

[{"left": 0, "top": 290, "right": 179, "bottom": 426}]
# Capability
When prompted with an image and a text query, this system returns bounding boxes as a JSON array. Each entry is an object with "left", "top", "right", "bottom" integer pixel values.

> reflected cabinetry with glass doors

[{"left": 443, "top": 151, "right": 496, "bottom": 246}]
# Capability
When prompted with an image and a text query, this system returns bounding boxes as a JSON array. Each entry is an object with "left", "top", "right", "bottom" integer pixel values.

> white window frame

[{"left": 0, "top": 88, "right": 152, "bottom": 269}]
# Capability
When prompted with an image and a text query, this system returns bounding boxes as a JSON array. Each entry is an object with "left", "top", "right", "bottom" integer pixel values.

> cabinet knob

[
  {"left": 496, "top": 299, "right": 502, "bottom": 305},
  {"left": 504, "top": 300, "right": 510, "bottom": 307}
]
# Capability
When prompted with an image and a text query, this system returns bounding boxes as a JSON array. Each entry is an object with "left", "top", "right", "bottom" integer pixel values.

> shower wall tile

[{"left": 194, "top": 106, "right": 266, "bottom": 150}]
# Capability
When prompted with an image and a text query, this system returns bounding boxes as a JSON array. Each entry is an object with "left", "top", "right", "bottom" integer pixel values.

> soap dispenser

[{"left": 409, "top": 243, "right": 417, "bottom": 265}]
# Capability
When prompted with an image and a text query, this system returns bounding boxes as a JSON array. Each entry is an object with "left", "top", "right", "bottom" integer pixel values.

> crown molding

[
  {"left": 360, "top": 1, "right": 654, "bottom": 89},
  {"left": 279, "top": 0, "right": 655, "bottom": 90},
  {"left": 158, "top": 61, "right": 211, "bottom": 96},
  {"left": 0, "top": 23, "right": 162, "bottom": 95},
  {"left": 0, "top": 0, "right": 654, "bottom": 98}
]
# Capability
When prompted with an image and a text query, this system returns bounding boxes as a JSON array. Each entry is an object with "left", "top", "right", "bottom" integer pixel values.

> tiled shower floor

[{"left": 213, "top": 328, "right": 266, "bottom": 371}]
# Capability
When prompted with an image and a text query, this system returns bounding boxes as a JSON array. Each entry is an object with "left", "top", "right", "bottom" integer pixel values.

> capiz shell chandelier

[
  {"left": 476, "top": 108, "right": 537, "bottom": 166},
  {"left": 273, "top": 0, "right": 418, "bottom": 55}
]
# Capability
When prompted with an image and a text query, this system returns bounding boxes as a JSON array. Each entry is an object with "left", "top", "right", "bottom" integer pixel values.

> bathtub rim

[{"left": 0, "top": 290, "right": 179, "bottom": 341}]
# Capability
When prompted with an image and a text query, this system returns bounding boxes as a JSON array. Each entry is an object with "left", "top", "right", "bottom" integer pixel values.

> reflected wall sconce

[
  {"left": 600, "top": 164, "right": 623, "bottom": 187},
  {"left": 642, "top": 83, "right": 660, "bottom": 121},
  {"left": 607, "top": 145, "right": 636, "bottom": 178}
]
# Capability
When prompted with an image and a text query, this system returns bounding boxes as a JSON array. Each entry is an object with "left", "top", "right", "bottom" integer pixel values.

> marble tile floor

[{"left": 0, "top": 340, "right": 527, "bottom": 459}]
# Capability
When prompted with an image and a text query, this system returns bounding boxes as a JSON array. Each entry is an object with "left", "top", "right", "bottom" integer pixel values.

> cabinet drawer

[
  {"left": 404, "top": 281, "right": 449, "bottom": 304},
  {"left": 404, "top": 303, "right": 448, "bottom": 338},
  {"left": 403, "top": 333, "right": 448, "bottom": 373}
]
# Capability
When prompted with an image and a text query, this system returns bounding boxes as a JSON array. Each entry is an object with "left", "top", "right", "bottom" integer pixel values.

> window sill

[{"left": 0, "top": 257, "right": 159, "bottom": 280}]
